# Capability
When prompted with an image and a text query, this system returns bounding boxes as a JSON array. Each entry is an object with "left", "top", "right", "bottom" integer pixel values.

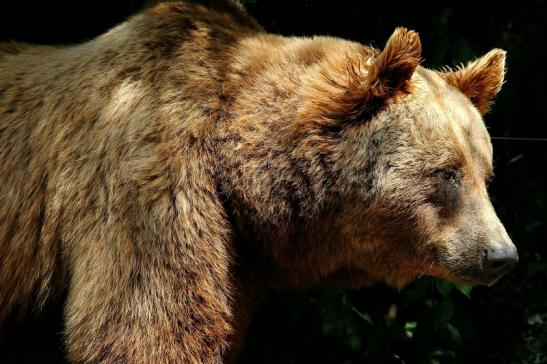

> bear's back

[{"left": 0, "top": 0, "right": 260, "bottom": 318}]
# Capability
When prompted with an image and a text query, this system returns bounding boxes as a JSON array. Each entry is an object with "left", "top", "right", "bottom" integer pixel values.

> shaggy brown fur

[{"left": 0, "top": 1, "right": 516, "bottom": 362}]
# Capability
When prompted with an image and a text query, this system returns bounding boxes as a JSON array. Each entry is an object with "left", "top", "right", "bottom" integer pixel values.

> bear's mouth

[
  {"left": 437, "top": 263, "right": 515, "bottom": 287},
  {"left": 431, "top": 244, "right": 518, "bottom": 286},
  {"left": 459, "top": 267, "right": 515, "bottom": 286},
  {"left": 451, "top": 274, "right": 501, "bottom": 287}
]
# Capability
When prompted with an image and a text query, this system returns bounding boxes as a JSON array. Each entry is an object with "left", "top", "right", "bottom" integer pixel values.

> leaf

[
  {"left": 404, "top": 321, "right": 417, "bottom": 339},
  {"left": 433, "top": 301, "right": 454, "bottom": 329},
  {"left": 446, "top": 323, "right": 462, "bottom": 345},
  {"left": 509, "top": 153, "right": 525, "bottom": 164},
  {"left": 436, "top": 280, "right": 453, "bottom": 298},
  {"left": 455, "top": 284, "right": 473, "bottom": 298},
  {"left": 404, "top": 277, "right": 432, "bottom": 303},
  {"left": 428, "top": 349, "right": 456, "bottom": 360},
  {"left": 527, "top": 313, "right": 544, "bottom": 326},
  {"left": 348, "top": 335, "right": 363, "bottom": 351},
  {"left": 351, "top": 306, "right": 374, "bottom": 324}
]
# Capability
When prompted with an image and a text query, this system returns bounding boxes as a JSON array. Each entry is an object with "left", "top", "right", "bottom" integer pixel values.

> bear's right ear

[
  {"left": 439, "top": 49, "right": 506, "bottom": 114},
  {"left": 367, "top": 27, "right": 422, "bottom": 104}
]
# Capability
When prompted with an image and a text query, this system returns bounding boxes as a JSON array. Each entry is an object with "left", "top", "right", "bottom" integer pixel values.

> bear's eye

[
  {"left": 429, "top": 167, "right": 462, "bottom": 215},
  {"left": 438, "top": 167, "right": 460, "bottom": 188}
]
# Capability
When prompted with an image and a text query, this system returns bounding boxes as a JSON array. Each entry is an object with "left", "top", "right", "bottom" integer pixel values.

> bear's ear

[
  {"left": 440, "top": 49, "right": 506, "bottom": 114},
  {"left": 367, "top": 27, "right": 422, "bottom": 102},
  {"left": 297, "top": 28, "right": 421, "bottom": 126}
]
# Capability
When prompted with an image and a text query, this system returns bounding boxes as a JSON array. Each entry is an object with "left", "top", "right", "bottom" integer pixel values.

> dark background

[{"left": 1, "top": 1, "right": 546, "bottom": 363}]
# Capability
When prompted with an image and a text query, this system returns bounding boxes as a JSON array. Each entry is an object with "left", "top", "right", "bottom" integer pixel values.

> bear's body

[{"left": 0, "top": 1, "right": 516, "bottom": 363}]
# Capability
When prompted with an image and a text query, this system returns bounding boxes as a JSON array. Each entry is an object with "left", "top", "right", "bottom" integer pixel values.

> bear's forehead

[
  {"left": 411, "top": 68, "right": 493, "bottom": 177},
  {"left": 413, "top": 68, "right": 479, "bottom": 128}
]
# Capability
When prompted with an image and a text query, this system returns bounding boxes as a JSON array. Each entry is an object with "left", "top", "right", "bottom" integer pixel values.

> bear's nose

[{"left": 482, "top": 243, "right": 519, "bottom": 274}]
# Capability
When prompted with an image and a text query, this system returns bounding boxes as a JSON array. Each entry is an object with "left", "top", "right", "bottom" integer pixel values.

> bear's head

[{"left": 219, "top": 28, "right": 517, "bottom": 288}]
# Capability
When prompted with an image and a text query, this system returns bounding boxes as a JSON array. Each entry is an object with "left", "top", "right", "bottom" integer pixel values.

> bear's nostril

[
  {"left": 483, "top": 244, "right": 518, "bottom": 274},
  {"left": 490, "top": 260, "right": 508, "bottom": 269}
]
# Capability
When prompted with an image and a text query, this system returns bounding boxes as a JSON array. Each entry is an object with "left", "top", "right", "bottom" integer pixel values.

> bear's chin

[
  {"left": 428, "top": 267, "right": 506, "bottom": 287},
  {"left": 326, "top": 270, "right": 423, "bottom": 290},
  {"left": 320, "top": 268, "right": 380, "bottom": 289}
]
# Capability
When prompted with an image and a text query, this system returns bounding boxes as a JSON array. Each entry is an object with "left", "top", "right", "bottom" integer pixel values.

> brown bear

[{"left": 0, "top": 0, "right": 517, "bottom": 362}]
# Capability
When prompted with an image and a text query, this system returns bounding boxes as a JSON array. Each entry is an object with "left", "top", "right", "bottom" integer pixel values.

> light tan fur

[{"left": 0, "top": 1, "right": 514, "bottom": 362}]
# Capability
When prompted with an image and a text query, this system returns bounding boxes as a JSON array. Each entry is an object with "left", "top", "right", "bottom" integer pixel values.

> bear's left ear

[
  {"left": 440, "top": 49, "right": 506, "bottom": 114},
  {"left": 298, "top": 28, "right": 421, "bottom": 125},
  {"left": 338, "top": 27, "right": 422, "bottom": 121},
  {"left": 367, "top": 27, "right": 423, "bottom": 103}
]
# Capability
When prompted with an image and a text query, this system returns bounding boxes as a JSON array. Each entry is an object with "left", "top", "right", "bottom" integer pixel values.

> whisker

[{"left": 491, "top": 136, "right": 547, "bottom": 142}]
